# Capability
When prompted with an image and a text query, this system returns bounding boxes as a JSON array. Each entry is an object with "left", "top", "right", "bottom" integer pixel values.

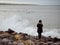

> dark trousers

[{"left": 38, "top": 32, "right": 42, "bottom": 39}]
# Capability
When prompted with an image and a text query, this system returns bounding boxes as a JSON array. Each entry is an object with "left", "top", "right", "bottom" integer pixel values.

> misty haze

[{"left": 0, "top": 4, "right": 60, "bottom": 38}]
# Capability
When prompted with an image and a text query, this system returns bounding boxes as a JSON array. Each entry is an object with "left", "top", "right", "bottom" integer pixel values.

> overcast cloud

[{"left": 0, "top": 0, "right": 60, "bottom": 5}]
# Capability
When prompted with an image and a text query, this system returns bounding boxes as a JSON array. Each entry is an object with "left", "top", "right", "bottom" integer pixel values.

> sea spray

[
  {"left": 0, "top": 15, "right": 60, "bottom": 38},
  {"left": 42, "top": 28, "right": 60, "bottom": 38}
]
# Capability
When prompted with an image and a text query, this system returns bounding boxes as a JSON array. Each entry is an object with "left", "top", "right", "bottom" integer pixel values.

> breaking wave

[{"left": 0, "top": 15, "right": 60, "bottom": 38}]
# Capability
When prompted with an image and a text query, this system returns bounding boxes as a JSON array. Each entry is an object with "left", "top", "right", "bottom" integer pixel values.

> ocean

[{"left": 0, "top": 4, "right": 60, "bottom": 38}]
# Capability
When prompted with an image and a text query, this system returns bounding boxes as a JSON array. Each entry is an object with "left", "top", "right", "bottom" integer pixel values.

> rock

[
  {"left": 23, "top": 40, "right": 35, "bottom": 45},
  {"left": 8, "top": 41, "right": 13, "bottom": 45},
  {"left": 0, "top": 30, "right": 60, "bottom": 45},
  {"left": 36, "top": 42, "right": 44, "bottom": 45},
  {"left": 18, "top": 42, "right": 24, "bottom": 45},
  {"left": 53, "top": 42, "right": 60, "bottom": 45},
  {"left": 48, "top": 36, "right": 53, "bottom": 41},
  {"left": 2, "top": 38, "right": 9, "bottom": 45},
  {"left": 0, "top": 31, "right": 3, "bottom": 34},
  {"left": 44, "top": 43, "right": 48, "bottom": 45},
  {"left": 47, "top": 42, "right": 53, "bottom": 45},
  {"left": 13, "top": 41, "right": 18, "bottom": 45},
  {"left": 8, "top": 28, "right": 15, "bottom": 34},
  {"left": 0, "top": 38, "right": 3, "bottom": 45},
  {"left": 53, "top": 37, "right": 60, "bottom": 42},
  {"left": 2, "top": 38, "right": 9, "bottom": 42},
  {"left": 0, "top": 32, "right": 10, "bottom": 38},
  {"left": 53, "top": 43, "right": 58, "bottom": 45},
  {"left": 14, "top": 34, "right": 23, "bottom": 41}
]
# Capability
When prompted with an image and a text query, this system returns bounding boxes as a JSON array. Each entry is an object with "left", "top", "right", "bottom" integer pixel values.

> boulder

[
  {"left": 23, "top": 40, "right": 35, "bottom": 45},
  {"left": 8, "top": 28, "right": 15, "bottom": 34},
  {"left": 13, "top": 41, "right": 18, "bottom": 45},
  {"left": 2, "top": 38, "right": 9, "bottom": 45}
]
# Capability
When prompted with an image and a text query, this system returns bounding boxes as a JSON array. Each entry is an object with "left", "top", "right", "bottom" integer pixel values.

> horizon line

[{"left": 0, "top": 2, "right": 60, "bottom": 6}]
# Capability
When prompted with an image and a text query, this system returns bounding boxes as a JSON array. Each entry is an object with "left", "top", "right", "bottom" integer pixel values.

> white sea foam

[{"left": 0, "top": 15, "right": 60, "bottom": 38}]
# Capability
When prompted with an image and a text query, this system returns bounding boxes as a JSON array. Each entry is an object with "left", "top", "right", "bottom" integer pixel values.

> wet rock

[
  {"left": 8, "top": 28, "right": 15, "bottom": 34},
  {"left": 48, "top": 36, "right": 53, "bottom": 41},
  {"left": 53, "top": 37, "right": 60, "bottom": 43}
]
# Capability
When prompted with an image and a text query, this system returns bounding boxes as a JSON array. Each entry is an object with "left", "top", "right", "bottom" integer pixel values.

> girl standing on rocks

[{"left": 37, "top": 20, "right": 43, "bottom": 39}]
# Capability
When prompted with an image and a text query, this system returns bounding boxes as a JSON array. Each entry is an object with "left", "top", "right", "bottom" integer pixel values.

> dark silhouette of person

[{"left": 37, "top": 20, "right": 43, "bottom": 39}]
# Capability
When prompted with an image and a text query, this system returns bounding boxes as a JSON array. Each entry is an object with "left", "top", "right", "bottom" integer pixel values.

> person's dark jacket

[{"left": 37, "top": 23, "right": 43, "bottom": 33}]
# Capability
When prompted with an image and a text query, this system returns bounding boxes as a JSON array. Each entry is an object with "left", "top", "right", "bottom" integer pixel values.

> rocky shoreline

[{"left": 0, "top": 28, "right": 60, "bottom": 45}]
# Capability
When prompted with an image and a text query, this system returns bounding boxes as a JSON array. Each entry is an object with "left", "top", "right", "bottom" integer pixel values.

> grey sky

[{"left": 0, "top": 0, "right": 60, "bottom": 5}]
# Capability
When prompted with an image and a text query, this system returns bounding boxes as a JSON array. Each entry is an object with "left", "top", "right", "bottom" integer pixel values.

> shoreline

[{"left": 0, "top": 28, "right": 60, "bottom": 45}]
